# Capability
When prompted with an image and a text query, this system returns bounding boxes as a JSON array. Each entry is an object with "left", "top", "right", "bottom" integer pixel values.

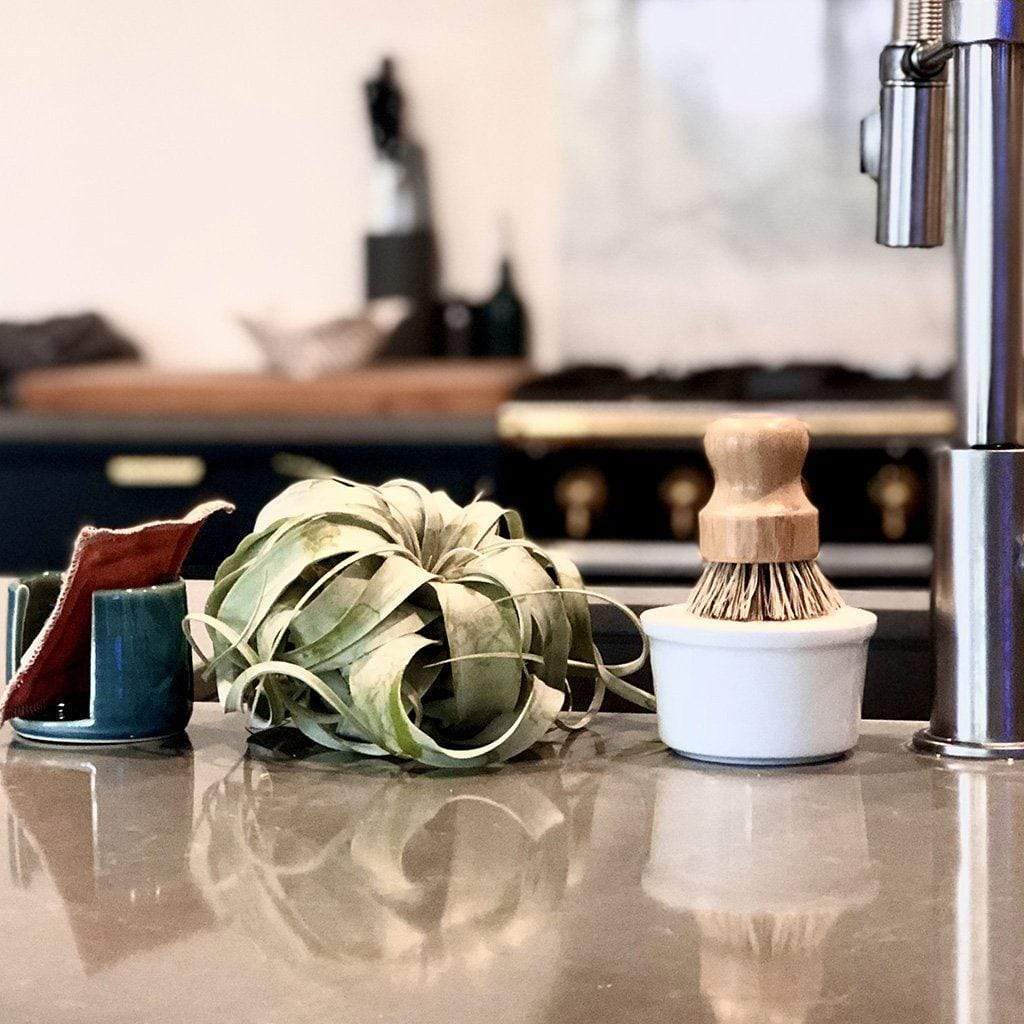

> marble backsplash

[{"left": 554, "top": 0, "right": 953, "bottom": 377}]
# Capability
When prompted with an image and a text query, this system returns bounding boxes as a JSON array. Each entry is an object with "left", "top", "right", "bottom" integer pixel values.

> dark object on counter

[
  {"left": 514, "top": 362, "right": 952, "bottom": 402},
  {"left": 365, "top": 55, "right": 402, "bottom": 158},
  {"left": 439, "top": 298, "right": 476, "bottom": 359},
  {"left": 366, "top": 233, "right": 439, "bottom": 359},
  {"left": 0, "top": 313, "right": 137, "bottom": 383},
  {"left": 474, "top": 257, "right": 527, "bottom": 358},
  {"left": 366, "top": 232, "right": 435, "bottom": 298},
  {"left": 364, "top": 58, "right": 438, "bottom": 359}
]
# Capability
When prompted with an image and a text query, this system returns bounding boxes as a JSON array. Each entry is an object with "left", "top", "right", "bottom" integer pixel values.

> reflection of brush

[
  {"left": 694, "top": 908, "right": 839, "bottom": 1024},
  {"left": 688, "top": 414, "right": 843, "bottom": 622}
]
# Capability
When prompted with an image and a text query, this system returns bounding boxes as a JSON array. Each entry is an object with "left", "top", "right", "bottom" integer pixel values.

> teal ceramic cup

[{"left": 6, "top": 575, "right": 193, "bottom": 744}]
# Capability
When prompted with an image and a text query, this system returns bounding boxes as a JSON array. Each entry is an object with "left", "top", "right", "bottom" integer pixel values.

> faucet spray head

[{"left": 861, "top": 0, "right": 949, "bottom": 248}]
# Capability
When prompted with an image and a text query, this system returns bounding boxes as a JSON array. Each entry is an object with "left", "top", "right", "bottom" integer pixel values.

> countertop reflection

[{"left": 0, "top": 708, "right": 1021, "bottom": 1023}]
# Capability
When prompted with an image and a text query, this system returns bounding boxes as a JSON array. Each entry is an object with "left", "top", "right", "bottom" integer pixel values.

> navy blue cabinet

[{"left": 0, "top": 417, "right": 500, "bottom": 576}]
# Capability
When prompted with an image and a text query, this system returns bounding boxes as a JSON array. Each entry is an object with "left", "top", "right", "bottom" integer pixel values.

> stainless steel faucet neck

[
  {"left": 947, "top": 0, "right": 1024, "bottom": 44},
  {"left": 864, "top": 1, "right": 1024, "bottom": 757},
  {"left": 953, "top": 41, "right": 1024, "bottom": 447}
]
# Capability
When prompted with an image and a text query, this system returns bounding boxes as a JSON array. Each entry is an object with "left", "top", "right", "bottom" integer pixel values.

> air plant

[{"left": 187, "top": 478, "right": 652, "bottom": 768}]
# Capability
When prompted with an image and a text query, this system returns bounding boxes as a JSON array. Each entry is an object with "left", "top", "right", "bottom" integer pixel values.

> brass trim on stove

[{"left": 497, "top": 401, "right": 956, "bottom": 443}]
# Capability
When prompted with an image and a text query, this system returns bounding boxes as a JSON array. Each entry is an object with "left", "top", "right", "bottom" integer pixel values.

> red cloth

[{"left": 1, "top": 500, "right": 233, "bottom": 723}]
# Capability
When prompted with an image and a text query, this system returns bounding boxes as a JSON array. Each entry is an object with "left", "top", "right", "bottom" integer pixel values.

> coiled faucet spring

[{"left": 893, "top": 0, "right": 944, "bottom": 44}]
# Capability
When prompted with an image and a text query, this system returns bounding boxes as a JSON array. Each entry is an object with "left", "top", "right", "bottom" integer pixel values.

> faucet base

[
  {"left": 912, "top": 728, "right": 1024, "bottom": 759},
  {"left": 928, "top": 447, "right": 1024, "bottom": 753}
]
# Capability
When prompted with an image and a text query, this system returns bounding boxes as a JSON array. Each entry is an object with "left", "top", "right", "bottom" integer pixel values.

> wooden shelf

[{"left": 13, "top": 359, "right": 531, "bottom": 419}]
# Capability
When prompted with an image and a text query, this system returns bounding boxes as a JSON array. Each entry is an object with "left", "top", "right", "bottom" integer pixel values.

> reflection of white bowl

[
  {"left": 641, "top": 768, "right": 879, "bottom": 1024},
  {"left": 641, "top": 604, "right": 877, "bottom": 765},
  {"left": 641, "top": 769, "right": 877, "bottom": 916}
]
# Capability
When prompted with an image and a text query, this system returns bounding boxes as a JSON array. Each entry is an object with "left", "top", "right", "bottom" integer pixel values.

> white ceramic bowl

[{"left": 640, "top": 604, "right": 878, "bottom": 765}]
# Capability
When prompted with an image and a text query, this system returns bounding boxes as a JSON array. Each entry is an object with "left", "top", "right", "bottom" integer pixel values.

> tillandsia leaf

[
  {"left": 348, "top": 636, "right": 559, "bottom": 769},
  {"left": 417, "top": 494, "right": 448, "bottom": 572},
  {"left": 219, "top": 522, "right": 398, "bottom": 636},
  {"left": 379, "top": 479, "right": 431, "bottom": 545},
  {"left": 438, "top": 497, "right": 508, "bottom": 555},
  {"left": 468, "top": 545, "right": 572, "bottom": 687},
  {"left": 255, "top": 479, "right": 388, "bottom": 532},
  {"left": 429, "top": 578, "right": 525, "bottom": 732},
  {"left": 295, "top": 558, "right": 435, "bottom": 669},
  {"left": 287, "top": 570, "right": 372, "bottom": 648},
  {"left": 348, "top": 633, "right": 436, "bottom": 757},
  {"left": 256, "top": 608, "right": 295, "bottom": 662},
  {"left": 317, "top": 604, "right": 437, "bottom": 670},
  {"left": 197, "top": 477, "right": 652, "bottom": 766},
  {"left": 182, "top": 612, "right": 260, "bottom": 703}
]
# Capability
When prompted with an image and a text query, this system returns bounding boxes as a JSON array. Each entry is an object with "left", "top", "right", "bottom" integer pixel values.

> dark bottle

[
  {"left": 364, "top": 58, "right": 438, "bottom": 358},
  {"left": 474, "top": 257, "right": 526, "bottom": 359}
]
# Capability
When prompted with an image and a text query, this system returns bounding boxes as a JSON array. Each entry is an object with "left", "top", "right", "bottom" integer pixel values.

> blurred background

[{"left": 0, "top": 0, "right": 953, "bottom": 587}]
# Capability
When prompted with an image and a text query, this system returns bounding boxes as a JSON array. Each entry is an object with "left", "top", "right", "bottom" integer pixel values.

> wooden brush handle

[{"left": 698, "top": 413, "right": 819, "bottom": 564}]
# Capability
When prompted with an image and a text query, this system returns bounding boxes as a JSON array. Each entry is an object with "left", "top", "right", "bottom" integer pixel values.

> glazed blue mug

[{"left": 6, "top": 574, "right": 193, "bottom": 744}]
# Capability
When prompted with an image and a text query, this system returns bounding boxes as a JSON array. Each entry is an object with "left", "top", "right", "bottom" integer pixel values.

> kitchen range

[
  {"left": 500, "top": 363, "right": 950, "bottom": 586},
  {"left": 0, "top": 360, "right": 950, "bottom": 591}
]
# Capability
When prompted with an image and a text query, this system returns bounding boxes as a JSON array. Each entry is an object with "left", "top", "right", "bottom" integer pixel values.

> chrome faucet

[{"left": 863, "top": 0, "right": 1024, "bottom": 757}]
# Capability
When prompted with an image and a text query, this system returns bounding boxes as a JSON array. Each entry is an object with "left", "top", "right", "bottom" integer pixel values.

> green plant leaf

[
  {"left": 428, "top": 579, "right": 524, "bottom": 731},
  {"left": 348, "top": 635, "right": 562, "bottom": 768},
  {"left": 285, "top": 556, "right": 436, "bottom": 670},
  {"left": 217, "top": 518, "right": 399, "bottom": 635},
  {"left": 469, "top": 545, "right": 571, "bottom": 688}
]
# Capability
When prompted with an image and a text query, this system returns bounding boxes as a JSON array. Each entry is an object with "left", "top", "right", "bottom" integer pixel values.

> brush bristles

[
  {"left": 687, "top": 560, "right": 844, "bottom": 622},
  {"left": 694, "top": 908, "right": 839, "bottom": 954}
]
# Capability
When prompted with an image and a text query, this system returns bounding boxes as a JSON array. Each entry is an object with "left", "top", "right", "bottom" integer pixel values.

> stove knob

[
  {"left": 868, "top": 464, "right": 920, "bottom": 541},
  {"left": 659, "top": 467, "right": 711, "bottom": 540},
  {"left": 555, "top": 468, "right": 608, "bottom": 539}
]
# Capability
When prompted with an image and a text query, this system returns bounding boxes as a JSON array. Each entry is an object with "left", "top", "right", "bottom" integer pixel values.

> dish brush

[{"left": 687, "top": 413, "right": 843, "bottom": 622}]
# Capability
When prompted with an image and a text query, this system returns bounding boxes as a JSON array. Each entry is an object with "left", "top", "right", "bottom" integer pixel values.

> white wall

[
  {"left": 0, "top": 0, "right": 957, "bottom": 380},
  {"left": 0, "top": 0, "right": 562, "bottom": 369},
  {"left": 554, "top": 0, "right": 954, "bottom": 378}
]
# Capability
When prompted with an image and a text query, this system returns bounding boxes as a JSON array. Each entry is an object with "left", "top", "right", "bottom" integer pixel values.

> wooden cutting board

[{"left": 13, "top": 359, "right": 531, "bottom": 419}]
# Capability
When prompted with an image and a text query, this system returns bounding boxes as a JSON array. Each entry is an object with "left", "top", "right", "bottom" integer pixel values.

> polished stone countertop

[{"left": 0, "top": 706, "right": 1015, "bottom": 1024}]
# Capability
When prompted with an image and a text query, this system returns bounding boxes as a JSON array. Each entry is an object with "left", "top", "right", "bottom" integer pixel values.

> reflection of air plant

[
  {"left": 187, "top": 478, "right": 651, "bottom": 767},
  {"left": 189, "top": 758, "right": 599, "bottom": 988}
]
